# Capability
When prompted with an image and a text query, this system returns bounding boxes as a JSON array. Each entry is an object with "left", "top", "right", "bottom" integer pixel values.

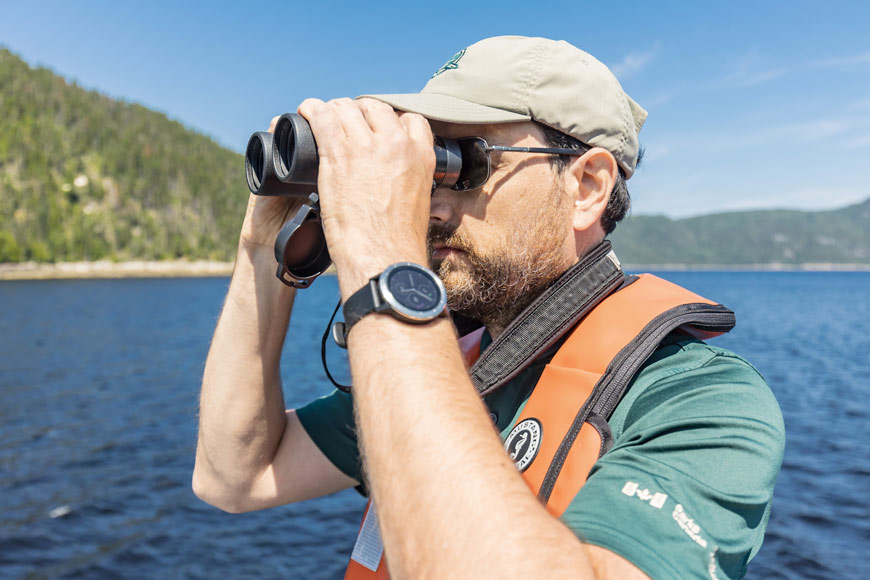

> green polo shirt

[{"left": 296, "top": 334, "right": 785, "bottom": 579}]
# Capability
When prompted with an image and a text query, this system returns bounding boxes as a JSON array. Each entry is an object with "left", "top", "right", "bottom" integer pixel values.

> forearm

[
  {"left": 347, "top": 315, "right": 598, "bottom": 579},
  {"left": 194, "top": 241, "right": 295, "bottom": 506}
]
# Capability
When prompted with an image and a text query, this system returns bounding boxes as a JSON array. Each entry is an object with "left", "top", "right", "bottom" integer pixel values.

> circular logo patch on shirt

[{"left": 504, "top": 418, "right": 542, "bottom": 472}]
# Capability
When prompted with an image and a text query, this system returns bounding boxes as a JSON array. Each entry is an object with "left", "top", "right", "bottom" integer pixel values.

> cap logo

[{"left": 431, "top": 48, "right": 466, "bottom": 78}]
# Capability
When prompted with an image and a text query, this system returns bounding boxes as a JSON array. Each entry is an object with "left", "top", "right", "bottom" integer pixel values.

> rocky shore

[
  {"left": 0, "top": 261, "right": 235, "bottom": 280},
  {"left": 1, "top": 261, "right": 867, "bottom": 281}
]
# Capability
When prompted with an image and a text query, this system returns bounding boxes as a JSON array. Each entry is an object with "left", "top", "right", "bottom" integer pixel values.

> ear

[{"left": 562, "top": 148, "right": 618, "bottom": 233}]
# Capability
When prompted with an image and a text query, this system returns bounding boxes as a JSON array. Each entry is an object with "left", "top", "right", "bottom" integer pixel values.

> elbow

[
  {"left": 191, "top": 470, "right": 254, "bottom": 514},
  {"left": 190, "top": 470, "right": 219, "bottom": 508}
]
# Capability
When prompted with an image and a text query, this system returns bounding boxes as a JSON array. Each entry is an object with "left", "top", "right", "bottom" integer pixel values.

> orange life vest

[{"left": 344, "top": 274, "right": 734, "bottom": 579}]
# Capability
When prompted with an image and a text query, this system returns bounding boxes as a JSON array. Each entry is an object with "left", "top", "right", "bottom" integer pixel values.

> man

[{"left": 193, "top": 36, "right": 784, "bottom": 579}]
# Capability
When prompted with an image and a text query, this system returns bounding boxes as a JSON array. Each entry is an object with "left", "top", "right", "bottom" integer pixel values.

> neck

[
  {"left": 465, "top": 240, "right": 623, "bottom": 397},
  {"left": 482, "top": 259, "right": 579, "bottom": 341},
  {"left": 482, "top": 239, "right": 607, "bottom": 340}
]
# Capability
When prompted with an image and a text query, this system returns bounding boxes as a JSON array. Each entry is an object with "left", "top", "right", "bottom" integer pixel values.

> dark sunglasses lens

[{"left": 454, "top": 139, "right": 490, "bottom": 191}]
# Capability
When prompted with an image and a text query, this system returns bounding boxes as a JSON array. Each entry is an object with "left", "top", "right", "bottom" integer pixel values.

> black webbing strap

[{"left": 470, "top": 241, "right": 625, "bottom": 398}]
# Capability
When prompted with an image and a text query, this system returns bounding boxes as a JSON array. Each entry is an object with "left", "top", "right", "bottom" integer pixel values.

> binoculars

[{"left": 244, "top": 113, "right": 464, "bottom": 288}]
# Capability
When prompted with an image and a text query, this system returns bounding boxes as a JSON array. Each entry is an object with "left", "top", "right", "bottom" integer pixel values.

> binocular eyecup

[{"left": 245, "top": 114, "right": 319, "bottom": 197}]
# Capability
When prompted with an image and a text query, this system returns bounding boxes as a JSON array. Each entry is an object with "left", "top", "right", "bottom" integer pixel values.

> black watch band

[
  {"left": 342, "top": 278, "right": 382, "bottom": 332},
  {"left": 332, "top": 262, "right": 447, "bottom": 348}
]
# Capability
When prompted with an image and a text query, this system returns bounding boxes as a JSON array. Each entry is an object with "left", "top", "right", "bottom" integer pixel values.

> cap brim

[{"left": 358, "top": 93, "right": 530, "bottom": 124}]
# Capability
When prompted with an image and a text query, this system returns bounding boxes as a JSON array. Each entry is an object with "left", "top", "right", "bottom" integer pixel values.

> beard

[{"left": 427, "top": 208, "right": 574, "bottom": 334}]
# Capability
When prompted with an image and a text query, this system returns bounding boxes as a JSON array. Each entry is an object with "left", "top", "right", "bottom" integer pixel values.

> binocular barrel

[
  {"left": 245, "top": 113, "right": 463, "bottom": 196},
  {"left": 245, "top": 114, "right": 319, "bottom": 197}
]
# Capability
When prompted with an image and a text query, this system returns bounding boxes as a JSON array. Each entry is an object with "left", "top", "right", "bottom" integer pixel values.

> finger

[
  {"left": 400, "top": 112, "right": 435, "bottom": 151},
  {"left": 329, "top": 98, "right": 374, "bottom": 145},
  {"left": 357, "top": 98, "right": 405, "bottom": 134},
  {"left": 298, "top": 98, "right": 347, "bottom": 157}
]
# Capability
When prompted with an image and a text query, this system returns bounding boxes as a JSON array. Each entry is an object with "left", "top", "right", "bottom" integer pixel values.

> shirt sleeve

[
  {"left": 295, "top": 389, "right": 362, "bottom": 482},
  {"left": 560, "top": 345, "right": 785, "bottom": 580}
]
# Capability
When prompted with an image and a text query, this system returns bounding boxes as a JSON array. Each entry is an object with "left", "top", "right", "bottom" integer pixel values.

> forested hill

[
  {"left": 0, "top": 48, "right": 245, "bottom": 262},
  {"left": 1, "top": 47, "right": 868, "bottom": 267},
  {"left": 609, "top": 198, "right": 870, "bottom": 266}
]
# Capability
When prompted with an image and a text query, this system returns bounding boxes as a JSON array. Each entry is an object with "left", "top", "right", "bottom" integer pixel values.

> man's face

[{"left": 426, "top": 121, "right": 578, "bottom": 332}]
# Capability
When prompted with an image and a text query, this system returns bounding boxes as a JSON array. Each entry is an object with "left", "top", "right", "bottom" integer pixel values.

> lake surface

[{"left": 1, "top": 272, "right": 867, "bottom": 579}]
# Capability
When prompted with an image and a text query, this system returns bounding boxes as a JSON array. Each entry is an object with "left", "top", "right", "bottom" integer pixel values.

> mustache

[{"left": 427, "top": 223, "right": 475, "bottom": 254}]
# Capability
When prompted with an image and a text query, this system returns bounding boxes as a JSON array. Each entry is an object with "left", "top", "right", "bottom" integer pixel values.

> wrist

[
  {"left": 334, "top": 251, "right": 430, "bottom": 302},
  {"left": 238, "top": 236, "right": 277, "bottom": 261},
  {"left": 234, "top": 241, "right": 294, "bottom": 299}
]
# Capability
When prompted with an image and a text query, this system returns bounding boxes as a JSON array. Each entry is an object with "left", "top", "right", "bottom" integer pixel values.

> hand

[
  {"left": 238, "top": 116, "right": 307, "bottom": 249},
  {"left": 296, "top": 98, "right": 434, "bottom": 297}
]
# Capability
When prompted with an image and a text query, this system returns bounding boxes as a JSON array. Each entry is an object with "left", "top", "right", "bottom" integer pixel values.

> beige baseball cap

[{"left": 361, "top": 36, "right": 647, "bottom": 178}]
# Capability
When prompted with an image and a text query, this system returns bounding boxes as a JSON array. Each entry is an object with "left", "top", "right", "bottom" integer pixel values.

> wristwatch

[{"left": 332, "top": 262, "right": 448, "bottom": 348}]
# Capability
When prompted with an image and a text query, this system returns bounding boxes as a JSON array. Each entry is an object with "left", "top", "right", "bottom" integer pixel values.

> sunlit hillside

[{"left": 0, "top": 48, "right": 245, "bottom": 263}]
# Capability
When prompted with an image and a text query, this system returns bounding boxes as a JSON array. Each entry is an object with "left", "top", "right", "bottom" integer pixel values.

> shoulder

[
  {"left": 634, "top": 334, "right": 767, "bottom": 389},
  {"left": 608, "top": 336, "right": 785, "bottom": 502},
  {"left": 561, "top": 336, "right": 785, "bottom": 579},
  {"left": 611, "top": 336, "right": 784, "bottom": 441}
]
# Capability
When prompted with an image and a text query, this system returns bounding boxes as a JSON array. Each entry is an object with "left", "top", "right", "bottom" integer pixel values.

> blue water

[{"left": 0, "top": 272, "right": 867, "bottom": 579}]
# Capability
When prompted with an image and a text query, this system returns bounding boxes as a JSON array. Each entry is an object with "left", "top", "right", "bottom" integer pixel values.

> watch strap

[
  {"left": 332, "top": 277, "right": 381, "bottom": 349},
  {"left": 343, "top": 278, "right": 381, "bottom": 332}
]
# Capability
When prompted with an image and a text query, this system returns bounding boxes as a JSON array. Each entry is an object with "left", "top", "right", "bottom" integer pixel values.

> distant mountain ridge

[
  {"left": 1, "top": 48, "right": 867, "bottom": 266},
  {"left": 609, "top": 199, "right": 870, "bottom": 266}
]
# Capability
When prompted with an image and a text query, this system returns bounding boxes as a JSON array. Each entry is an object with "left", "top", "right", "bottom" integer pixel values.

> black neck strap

[{"left": 469, "top": 241, "right": 624, "bottom": 397}]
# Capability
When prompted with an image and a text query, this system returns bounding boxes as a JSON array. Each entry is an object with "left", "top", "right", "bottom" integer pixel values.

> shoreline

[
  {"left": 1, "top": 261, "right": 869, "bottom": 280},
  {"left": 623, "top": 263, "right": 870, "bottom": 272},
  {"left": 0, "top": 260, "right": 235, "bottom": 280}
]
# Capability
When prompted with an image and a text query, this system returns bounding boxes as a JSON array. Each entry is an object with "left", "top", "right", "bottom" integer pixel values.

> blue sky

[{"left": 1, "top": 0, "right": 868, "bottom": 217}]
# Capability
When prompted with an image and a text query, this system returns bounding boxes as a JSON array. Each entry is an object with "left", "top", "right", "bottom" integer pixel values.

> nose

[{"left": 429, "top": 186, "right": 456, "bottom": 224}]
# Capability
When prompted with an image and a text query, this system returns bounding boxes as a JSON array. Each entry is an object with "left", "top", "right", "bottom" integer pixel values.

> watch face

[{"left": 386, "top": 265, "right": 442, "bottom": 312}]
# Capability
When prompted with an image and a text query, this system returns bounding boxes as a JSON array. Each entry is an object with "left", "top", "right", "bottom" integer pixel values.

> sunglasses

[{"left": 451, "top": 137, "right": 590, "bottom": 191}]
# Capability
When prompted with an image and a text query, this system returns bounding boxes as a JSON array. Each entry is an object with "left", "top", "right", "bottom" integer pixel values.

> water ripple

[{"left": 1, "top": 273, "right": 867, "bottom": 579}]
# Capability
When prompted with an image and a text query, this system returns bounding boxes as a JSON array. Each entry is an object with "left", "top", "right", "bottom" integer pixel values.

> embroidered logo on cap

[
  {"left": 504, "top": 418, "right": 542, "bottom": 472},
  {"left": 431, "top": 48, "right": 466, "bottom": 77}
]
